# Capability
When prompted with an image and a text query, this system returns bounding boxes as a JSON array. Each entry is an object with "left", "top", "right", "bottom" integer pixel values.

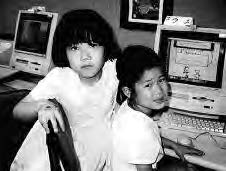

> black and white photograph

[{"left": 1, "top": 0, "right": 226, "bottom": 171}]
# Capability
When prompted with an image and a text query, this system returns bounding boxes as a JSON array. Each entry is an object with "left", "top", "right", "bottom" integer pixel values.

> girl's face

[
  {"left": 131, "top": 67, "right": 168, "bottom": 114},
  {"left": 66, "top": 43, "right": 105, "bottom": 82}
]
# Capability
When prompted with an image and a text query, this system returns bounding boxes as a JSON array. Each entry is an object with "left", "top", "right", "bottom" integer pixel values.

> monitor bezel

[
  {"left": 10, "top": 10, "right": 58, "bottom": 76},
  {"left": 158, "top": 30, "right": 226, "bottom": 88},
  {"left": 14, "top": 12, "right": 52, "bottom": 56}
]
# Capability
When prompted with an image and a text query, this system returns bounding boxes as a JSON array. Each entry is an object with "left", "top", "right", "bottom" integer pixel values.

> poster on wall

[{"left": 120, "top": 0, "right": 164, "bottom": 30}]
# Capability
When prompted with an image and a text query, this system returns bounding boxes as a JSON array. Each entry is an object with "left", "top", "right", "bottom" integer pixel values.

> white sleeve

[
  {"left": 114, "top": 116, "right": 162, "bottom": 165},
  {"left": 30, "top": 67, "right": 62, "bottom": 100},
  {"left": 11, "top": 121, "right": 50, "bottom": 171}
]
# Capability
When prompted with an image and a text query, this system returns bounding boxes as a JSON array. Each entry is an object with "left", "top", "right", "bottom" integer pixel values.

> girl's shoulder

[
  {"left": 48, "top": 67, "right": 74, "bottom": 75},
  {"left": 103, "top": 60, "right": 116, "bottom": 75},
  {"left": 102, "top": 60, "right": 118, "bottom": 86},
  {"left": 115, "top": 101, "right": 155, "bottom": 130},
  {"left": 36, "top": 67, "right": 79, "bottom": 89},
  {"left": 46, "top": 67, "right": 78, "bottom": 80},
  {"left": 30, "top": 67, "right": 80, "bottom": 100}
]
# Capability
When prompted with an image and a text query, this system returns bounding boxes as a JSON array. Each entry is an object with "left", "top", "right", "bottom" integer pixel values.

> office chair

[
  {"left": 46, "top": 98, "right": 81, "bottom": 171},
  {"left": 0, "top": 89, "right": 80, "bottom": 171}
]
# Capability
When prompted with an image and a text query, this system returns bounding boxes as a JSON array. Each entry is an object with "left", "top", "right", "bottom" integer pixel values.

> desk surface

[
  {"left": 0, "top": 83, "right": 15, "bottom": 92},
  {"left": 161, "top": 128, "right": 226, "bottom": 171},
  {"left": 0, "top": 70, "right": 42, "bottom": 91}
]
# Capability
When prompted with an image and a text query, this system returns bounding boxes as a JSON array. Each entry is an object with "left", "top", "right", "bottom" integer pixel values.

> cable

[{"left": 189, "top": 132, "right": 226, "bottom": 150}]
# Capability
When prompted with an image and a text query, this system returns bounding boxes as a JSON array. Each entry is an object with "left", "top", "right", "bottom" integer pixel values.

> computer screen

[
  {"left": 167, "top": 38, "right": 224, "bottom": 88},
  {"left": 154, "top": 25, "right": 226, "bottom": 116},
  {"left": 15, "top": 13, "right": 51, "bottom": 55},
  {"left": 10, "top": 10, "right": 58, "bottom": 75}
]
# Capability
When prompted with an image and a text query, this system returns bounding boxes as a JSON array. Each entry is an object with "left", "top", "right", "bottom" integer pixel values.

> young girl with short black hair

[
  {"left": 112, "top": 45, "right": 204, "bottom": 171},
  {"left": 12, "top": 9, "right": 121, "bottom": 171}
]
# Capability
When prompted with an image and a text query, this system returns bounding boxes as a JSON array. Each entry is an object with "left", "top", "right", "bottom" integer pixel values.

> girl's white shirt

[
  {"left": 31, "top": 60, "right": 118, "bottom": 127},
  {"left": 11, "top": 60, "right": 118, "bottom": 171},
  {"left": 112, "top": 100, "right": 164, "bottom": 171}
]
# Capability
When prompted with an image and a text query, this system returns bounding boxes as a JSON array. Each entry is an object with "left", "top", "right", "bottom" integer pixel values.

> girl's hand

[
  {"left": 172, "top": 143, "right": 205, "bottom": 162},
  {"left": 162, "top": 137, "right": 204, "bottom": 162},
  {"left": 37, "top": 100, "right": 65, "bottom": 134}
]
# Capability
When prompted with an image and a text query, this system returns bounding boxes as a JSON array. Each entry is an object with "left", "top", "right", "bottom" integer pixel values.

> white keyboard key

[{"left": 158, "top": 109, "right": 226, "bottom": 137}]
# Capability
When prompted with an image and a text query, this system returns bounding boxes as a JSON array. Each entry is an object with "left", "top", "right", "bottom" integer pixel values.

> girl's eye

[
  {"left": 159, "top": 77, "right": 166, "bottom": 83},
  {"left": 89, "top": 42, "right": 99, "bottom": 47},
  {"left": 70, "top": 45, "right": 79, "bottom": 51},
  {"left": 145, "top": 82, "right": 154, "bottom": 88}
]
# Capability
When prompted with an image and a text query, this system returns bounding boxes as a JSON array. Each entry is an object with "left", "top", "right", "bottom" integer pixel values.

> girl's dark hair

[
  {"left": 52, "top": 9, "right": 121, "bottom": 67},
  {"left": 116, "top": 45, "right": 165, "bottom": 104}
]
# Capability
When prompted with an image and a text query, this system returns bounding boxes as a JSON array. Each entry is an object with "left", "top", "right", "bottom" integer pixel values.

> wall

[
  {"left": 173, "top": 0, "right": 226, "bottom": 29},
  {"left": 0, "top": 0, "right": 226, "bottom": 49}
]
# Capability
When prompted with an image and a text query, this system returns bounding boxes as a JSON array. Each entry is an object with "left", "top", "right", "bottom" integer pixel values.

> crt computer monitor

[
  {"left": 154, "top": 25, "right": 226, "bottom": 116},
  {"left": 10, "top": 10, "right": 58, "bottom": 76}
]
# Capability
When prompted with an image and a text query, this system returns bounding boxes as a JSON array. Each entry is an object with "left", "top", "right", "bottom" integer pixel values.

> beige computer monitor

[{"left": 10, "top": 10, "right": 58, "bottom": 76}]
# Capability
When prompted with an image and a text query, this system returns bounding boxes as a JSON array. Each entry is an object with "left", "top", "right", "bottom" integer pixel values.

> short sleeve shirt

[
  {"left": 30, "top": 60, "right": 118, "bottom": 127},
  {"left": 112, "top": 101, "right": 163, "bottom": 171},
  {"left": 14, "top": 60, "right": 118, "bottom": 171}
]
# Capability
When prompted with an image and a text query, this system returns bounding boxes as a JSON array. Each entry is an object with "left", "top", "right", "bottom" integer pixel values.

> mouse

[{"left": 177, "top": 134, "right": 194, "bottom": 147}]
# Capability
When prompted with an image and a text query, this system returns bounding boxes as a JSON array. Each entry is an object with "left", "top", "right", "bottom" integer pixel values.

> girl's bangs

[{"left": 65, "top": 29, "right": 104, "bottom": 47}]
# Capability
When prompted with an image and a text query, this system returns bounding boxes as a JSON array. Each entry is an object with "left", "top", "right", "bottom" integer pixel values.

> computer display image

[
  {"left": 10, "top": 10, "right": 58, "bottom": 75},
  {"left": 15, "top": 14, "right": 50, "bottom": 55},
  {"left": 167, "top": 38, "right": 224, "bottom": 88},
  {"left": 154, "top": 25, "right": 226, "bottom": 115}
]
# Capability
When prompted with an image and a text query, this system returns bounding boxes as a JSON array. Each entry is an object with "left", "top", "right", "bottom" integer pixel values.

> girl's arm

[
  {"left": 13, "top": 94, "right": 49, "bottom": 122},
  {"left": 136, "top": 164, "right": 154, "bottom": 171},
  {"left": 13, "top": 94, "right": 65, "bottom": 133},
  {"left": 161, "top": 137, "right": 204, "bottom": 162}
]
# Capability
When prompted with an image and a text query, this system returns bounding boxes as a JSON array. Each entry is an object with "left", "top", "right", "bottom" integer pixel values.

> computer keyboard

[{"left": 158, "top": 109, "right": 226, "bottom": 137}]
